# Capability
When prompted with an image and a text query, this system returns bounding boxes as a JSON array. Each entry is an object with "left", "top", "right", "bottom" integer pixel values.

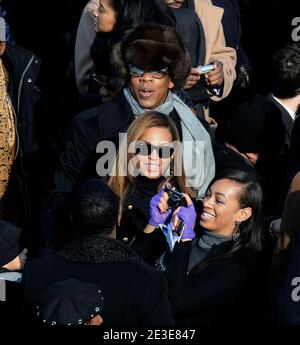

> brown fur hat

[{"left": 111, "top": 23, "right": 191, "bottom": 91}]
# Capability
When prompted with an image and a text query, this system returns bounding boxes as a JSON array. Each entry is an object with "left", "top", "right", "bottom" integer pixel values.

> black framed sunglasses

[
  {"left": 129, "top": 65, "right": 169, "bottom": 79},
  {"left": 134, "top": 141, "right": 174, "bottom": 159}
]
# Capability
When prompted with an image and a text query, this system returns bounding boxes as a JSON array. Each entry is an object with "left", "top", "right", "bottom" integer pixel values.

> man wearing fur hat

[{"left": 53, "top": 23, "right": 215, "bottom": 226}]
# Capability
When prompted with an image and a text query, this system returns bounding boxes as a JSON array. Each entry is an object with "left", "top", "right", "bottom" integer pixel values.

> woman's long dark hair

[
  {"left": 193, "top": 169, "right": 264, "bottom": 274},
  {"left": 112, "top": 0, "right": 176, "bottom": 42}
]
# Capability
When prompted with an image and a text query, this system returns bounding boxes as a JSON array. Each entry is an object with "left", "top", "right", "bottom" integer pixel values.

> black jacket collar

[
  {"left": 57, "top": 236, "right": 140, "bottom": 264},
  {"left": 2, "top": 43, "right": 41, "bottom": 109}
]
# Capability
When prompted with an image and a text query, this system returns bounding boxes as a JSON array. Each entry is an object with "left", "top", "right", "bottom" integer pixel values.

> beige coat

[
  {"left": 194, "top": 0, "right": 237, "bottom": 101},
  {"left": 75, "top": 0, "right": 99, "bottom": 95}
]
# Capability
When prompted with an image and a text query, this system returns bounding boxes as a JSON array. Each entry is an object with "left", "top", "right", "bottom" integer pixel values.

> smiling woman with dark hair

[{"left": 137, "top": 168, "right": 264, "bottom": 325}]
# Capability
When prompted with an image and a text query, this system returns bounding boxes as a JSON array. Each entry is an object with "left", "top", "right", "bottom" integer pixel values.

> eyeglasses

[
  {"left": 129, "top": 65, "right": 169, "bottom": 79},
  {"left": 134, "top": 141, "right": 174, "bottom": 159}
]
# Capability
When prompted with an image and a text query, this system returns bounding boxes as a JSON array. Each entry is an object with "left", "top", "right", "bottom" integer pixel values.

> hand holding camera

[
  {"left": 167, "top": 189, "right": 196, "bottom": 240},
  {"left": 204, "top": 60, "right": 224, "bottom": 87},
  {"left": 149, "top": 188, "right": 186, "bottom": 227},
  {"left": 174, "top": 204, "right": 197, "bottom": 241},
  {"left": 149, "top": 189, "right": 196, "bottom": 240},
  {"left": 149, "top": 190, "right": 172, "bottom": 227}
]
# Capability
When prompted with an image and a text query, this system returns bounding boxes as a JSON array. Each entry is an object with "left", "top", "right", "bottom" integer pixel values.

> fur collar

[{"left": 57, "top": 236, "right": 140, "bottom": 264}]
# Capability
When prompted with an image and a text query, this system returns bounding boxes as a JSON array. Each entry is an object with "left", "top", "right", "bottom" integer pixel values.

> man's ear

[
  {"left": 236, "top": 207, "right": 252, "bottom": 223},
  {"left": 168, "top": 78, "right": 174, "bottom": 90},
  {"left": 0, "top": 41, "right": 6, "bottom": 56}
]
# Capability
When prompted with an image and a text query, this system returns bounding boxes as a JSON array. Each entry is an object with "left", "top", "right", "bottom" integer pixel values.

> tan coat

[{"left": 194, "top": 0, "right": 237, "bottom": 101}]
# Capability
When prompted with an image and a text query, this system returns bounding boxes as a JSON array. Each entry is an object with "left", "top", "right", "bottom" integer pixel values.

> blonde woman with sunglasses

[{"left": 108, "top": 111, "right": 193, "bottom": 245}]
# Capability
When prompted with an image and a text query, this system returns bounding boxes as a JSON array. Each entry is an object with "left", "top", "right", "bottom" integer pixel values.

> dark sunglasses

[
  {"left": 134, "top": 141, "right": 174, "bottom": 159},
  {"left": 129, "top": 65, "right": 169, "bottom": 79}
]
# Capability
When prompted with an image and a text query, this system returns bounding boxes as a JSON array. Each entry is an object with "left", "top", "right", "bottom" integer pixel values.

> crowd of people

[{"left": 0, "top": 0, "right": 299, "bottom": 327}]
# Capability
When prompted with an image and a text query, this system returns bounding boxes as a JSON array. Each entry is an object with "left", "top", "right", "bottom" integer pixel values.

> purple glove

[
  {"left": 149, "top": 190, "right": 171, "bottom": 227},
  {"left": 176, "top": 204, "right": 197, "bottom": 240}
]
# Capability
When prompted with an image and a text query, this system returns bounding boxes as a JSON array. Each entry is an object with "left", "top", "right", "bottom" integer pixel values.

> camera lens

[{"left": 167, "top": 198, "right": 174, "bottom": 208}]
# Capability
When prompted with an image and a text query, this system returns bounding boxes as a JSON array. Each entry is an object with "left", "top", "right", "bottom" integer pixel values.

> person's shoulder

[
  {"left": 97, "top": 94, "right": 133, "bottom": 136},
  {"left": 173, "top": 7, "right": 199, "bottom": 19},
  {"left": 75, "top": 95, "right": 128, "bottom": 124},
  {"left": 3, "top": 43, "right": 40, "bottom": 71},
  {"left": 122, "top": 258, "right": 164, "bottom": 280},
  {"left": 75, "top": 106, "right": 99, "bottom": 124},
  {"left": 68, "top": 107, "right": 100, "bottom": 141},
  {"left": 4, "top": 43, "right": 35, "bottom": 59},
  {"left": 84, "top": 0, "right": 99, "bottom": 12},
  {"left": 204, "top": 254, "right": 248, "bottom": 276},
  {"left": 194, "top": 0, "right": 224, "bottom": 18},
  {"left": 24, "top": 254, "right": 61, "bottom": 273},
  {"left": 96, "top": 94, "right": 125, "bottom": 111}
]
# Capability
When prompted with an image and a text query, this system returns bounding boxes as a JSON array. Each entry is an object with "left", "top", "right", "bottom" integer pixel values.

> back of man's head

[
  {"left": 271, "top": 44, "right": 300, "bottom": 99},
  {"left": 71, "top": 179, "right": 120, "bottom": 237}
]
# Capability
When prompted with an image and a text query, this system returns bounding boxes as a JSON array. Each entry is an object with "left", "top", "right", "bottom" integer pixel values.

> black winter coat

[
  {"left": 165, "top": 241, "right": 248, "bottom": 325},
  {"left": 132, "top": 231, "right": 260, "bottom": 325},
  {"left": 24, "top": 237, "right": 174, "bottom": 325},
  {"left": 1, "top": 43, "right": 41, "bottom": 231}
]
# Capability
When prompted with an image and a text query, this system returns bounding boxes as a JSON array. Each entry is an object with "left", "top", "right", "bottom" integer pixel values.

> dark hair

[
  {"left": 271, "top": 44, "right": 300, "bottom": 99},
  {"left": 113, "top": 0, "right": 175, "bottom": 41},
  {"left": 194, "top": 169, "right": 263, "bottom": 273},
  {"left": 109, "top": 0, "right": 126, "bottom": 20},
  {"left": 225, "top": 94, "right": 285, "bottom": 155},
  {"left": 71, "top": 179, "right": 120, "bottom": 237}
]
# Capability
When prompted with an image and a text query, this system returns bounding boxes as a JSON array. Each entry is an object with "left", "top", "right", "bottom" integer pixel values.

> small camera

[{"left": 165, "top": 188, "right": 187, "bottom": 210}]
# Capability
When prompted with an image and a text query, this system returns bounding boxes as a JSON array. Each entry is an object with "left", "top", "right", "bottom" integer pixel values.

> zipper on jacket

[
  {"left": 17, "top": 54, "right": 35, "bottom": 114},
  {"left": 15, "top": 54, "right": 36, "bottom": 225},
  {"left": 14, "top": 54, "right": 35, "bottom": 160}
]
